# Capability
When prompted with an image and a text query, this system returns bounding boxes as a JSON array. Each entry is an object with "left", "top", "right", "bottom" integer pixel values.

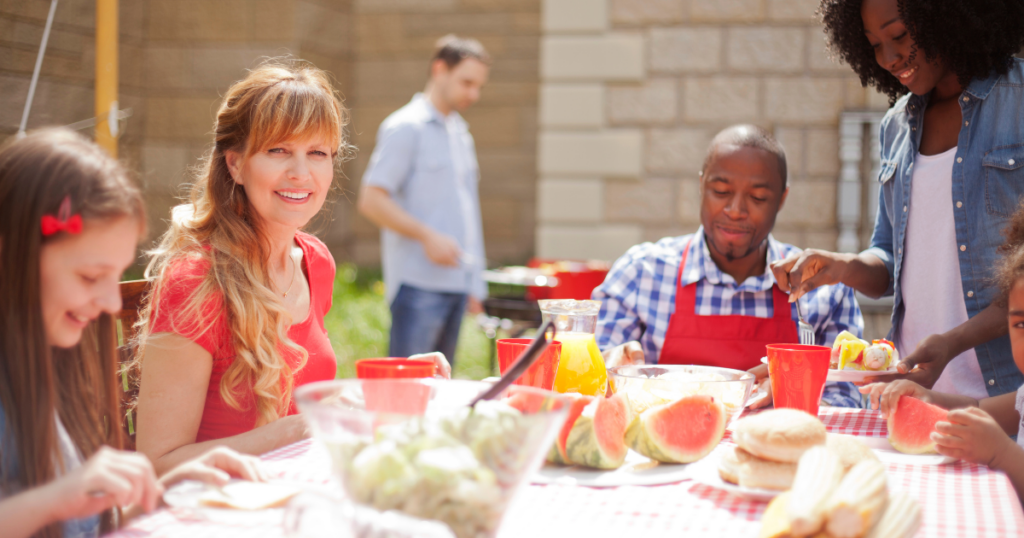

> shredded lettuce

[{"left": 334, "top": 400, "right": 541, "bottom": 538}]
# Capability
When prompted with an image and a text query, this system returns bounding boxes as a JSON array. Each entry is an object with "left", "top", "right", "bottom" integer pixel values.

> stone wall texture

[
  {"left": 1, "top": 0, "right": 539, "bottom": 267},
  {"left": 536, "top": 0, "right": 894, "bottom": 338},
  {"left": 537, "top": 0, "right": 891, "bottom": 262},
  {"left": 2, "top": 0, "right": 902, "bottom": 336}
]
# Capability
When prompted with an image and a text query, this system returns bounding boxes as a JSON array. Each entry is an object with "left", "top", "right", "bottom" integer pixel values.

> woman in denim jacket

[{"left": 772, "top": 0, "right": 1024, "bottom": 399}]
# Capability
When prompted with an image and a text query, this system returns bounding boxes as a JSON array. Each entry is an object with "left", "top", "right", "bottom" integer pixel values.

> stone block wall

[
  {"left": 536, "top": 0, "right": 891, "bottom": 261},
  {"left": 2, "top": 0, "right": 353, "bottom": 251},
  {"left": 345, "top": 0, "right": 541, "bottom": 266},
  {"left": 137, "top": 0, "right": 354, "bottom": 247},
  {"left": 2, "top": 0, "right": 538, "bottom": 268}
]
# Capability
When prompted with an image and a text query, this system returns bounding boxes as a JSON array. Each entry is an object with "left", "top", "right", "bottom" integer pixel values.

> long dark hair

[
  {"left": 818, "top": 0, "right": 1024, "bottom": 105},
  {"left": 0, "top": 128, "right": 145, "bottom": 537}
]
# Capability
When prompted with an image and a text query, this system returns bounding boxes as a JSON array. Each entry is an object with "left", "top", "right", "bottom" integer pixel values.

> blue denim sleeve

[
  {"left": 822, "top": 381, "right": 863, "bottom": 408},
  {"left": 862, "top": 124, "right": 896, "bottom": 297}
]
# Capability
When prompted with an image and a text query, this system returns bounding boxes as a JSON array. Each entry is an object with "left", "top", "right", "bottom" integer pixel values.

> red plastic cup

[
  {"left": 766, "top": 344, "right": 831, "bottom": 416},
  {"left": 356, "top": 359, "right": 435, "bottom": 414},
  {"left": 355, "top": 358, "right": 436, "bottom": 379},
  {"left": 497, "top": 339, "right": 562, "bottom": 390}
]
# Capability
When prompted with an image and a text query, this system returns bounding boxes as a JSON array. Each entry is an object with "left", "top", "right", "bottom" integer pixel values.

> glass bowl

[
  {"left": 607, "top": 365, "right": 756, "bottom": 425},
  {"left": 294, "top": 379, "right": 571, "bottom": 538}
]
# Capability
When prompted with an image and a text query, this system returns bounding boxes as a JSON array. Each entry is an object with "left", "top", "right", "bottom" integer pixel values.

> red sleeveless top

[{"left": 149, "top": 232, "right": 337, "bottom": 442}]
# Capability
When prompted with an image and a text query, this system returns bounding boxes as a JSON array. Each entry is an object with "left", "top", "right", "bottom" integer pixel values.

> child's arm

[
  {"left": 0, "top": 448, "right": 161, "bottom": 538},
  {"left": 980, "top": 392, "right": 1021, "bottom": 437},
  {"left": 0, "top": 484, "right": 66, "bottom": 538},
  {"left": 937, "top": 409, "right": 1024, "bottom": 502},
  {"left": 933, "top": 407, "right": 1024, "bottom": 502},
  {"left": 992, "top": 442, "right": 1024, "bottom": 504}
]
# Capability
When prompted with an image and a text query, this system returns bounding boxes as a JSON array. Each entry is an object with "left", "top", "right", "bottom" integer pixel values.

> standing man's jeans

[{"left": 389, "top": 284, "right": 468, "bottom": 367}]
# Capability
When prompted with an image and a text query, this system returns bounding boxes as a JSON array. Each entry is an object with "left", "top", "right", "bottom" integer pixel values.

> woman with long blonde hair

[{"left": 133, "top": 60, "right": 351, "bottom": 473}]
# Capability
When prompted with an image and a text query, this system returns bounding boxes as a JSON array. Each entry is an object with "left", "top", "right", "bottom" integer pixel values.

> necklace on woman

[{"left": 281, "top": 252, "right": 299, "bottom": 298}]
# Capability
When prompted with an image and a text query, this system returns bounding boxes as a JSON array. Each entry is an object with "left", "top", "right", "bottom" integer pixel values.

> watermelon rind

[
  {"left": 625, "top": 395, "right": 726, "bottom": 464},
  {"left": 547, "top": 443, "right": 565, "bottom": 465},
  {"left": 564, "top": 392, "right": 631, "bottom": 469},
  {"left": 546, "top": 393, "right": 595, "bottom": 466},
  {"left": 887, "top": 395, "right": 946, "bottom": 455}
]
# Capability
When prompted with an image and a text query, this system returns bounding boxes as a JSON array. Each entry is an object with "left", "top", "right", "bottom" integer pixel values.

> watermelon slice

[
  {"left": 625, "top": 394, "right": 725, "bottom": 464},
  {"left": 546, "top": 393, "right": 595, "bottom": 465},
  {"left": 888, "top": 395, "right": 947, "bottom": 454},
  {"left": 564, "top": 391, "right": 632, "bottom": 469}
]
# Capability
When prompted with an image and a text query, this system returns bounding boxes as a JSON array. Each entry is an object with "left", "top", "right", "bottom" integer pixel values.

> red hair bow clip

[{"left": 41, "top": 196, "right": 83, "bottom": 236}]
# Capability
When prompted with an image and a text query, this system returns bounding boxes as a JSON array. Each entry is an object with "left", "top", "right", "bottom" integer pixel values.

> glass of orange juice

[{"left": 538, "top": 299, "right": 607, "bottom": 396}]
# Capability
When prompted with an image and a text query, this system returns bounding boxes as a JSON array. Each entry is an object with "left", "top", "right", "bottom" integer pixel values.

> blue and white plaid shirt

[{"left": 593, "top": 228, "right": 865, "bottom": 408}]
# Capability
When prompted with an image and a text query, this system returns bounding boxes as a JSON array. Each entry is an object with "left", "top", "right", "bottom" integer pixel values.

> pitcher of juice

[{"left": 539, "top": 299, "right": 607, "bottom": 396}]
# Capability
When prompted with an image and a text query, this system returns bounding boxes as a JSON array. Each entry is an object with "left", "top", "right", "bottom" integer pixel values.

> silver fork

[{"left": 794, "top": 297, "right": 815, "bottom": 345}]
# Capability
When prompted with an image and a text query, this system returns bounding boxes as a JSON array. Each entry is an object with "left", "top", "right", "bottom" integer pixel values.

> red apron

[{"left": 658, "top": 238, "right": 799, "bottom": 370}]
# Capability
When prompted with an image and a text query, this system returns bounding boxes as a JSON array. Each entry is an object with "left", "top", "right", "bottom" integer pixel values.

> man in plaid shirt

[{"left": 593, "top": 125, "right": 864, "bottom": 408}]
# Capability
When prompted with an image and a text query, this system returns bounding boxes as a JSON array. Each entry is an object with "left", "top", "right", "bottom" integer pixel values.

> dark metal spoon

[{"left": 469, "top": 320, "right": 556, "bottom": 406}]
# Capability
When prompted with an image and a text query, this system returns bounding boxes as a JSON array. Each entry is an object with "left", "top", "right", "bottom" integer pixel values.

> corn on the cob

[
  {"left": 823, "top": 460, "right": 888, "bottom": 538},
  {"left": 864, "top": 492, "right": 921, "bottom": 538},
  {"left": 787, "top": 445, "right": 844, "bottom": 536},
  {"left": 759, "top": 491, "right": 792, "bottom": 538}
]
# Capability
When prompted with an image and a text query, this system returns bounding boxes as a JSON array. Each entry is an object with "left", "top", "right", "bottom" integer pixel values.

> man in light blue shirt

[{"left": 358, "top": 35, "right": 490, "bottom": 366}]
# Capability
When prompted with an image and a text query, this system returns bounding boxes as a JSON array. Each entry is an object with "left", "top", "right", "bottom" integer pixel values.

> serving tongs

[{"left": 468, "top": 320, "right": 556, "bottom": 406}]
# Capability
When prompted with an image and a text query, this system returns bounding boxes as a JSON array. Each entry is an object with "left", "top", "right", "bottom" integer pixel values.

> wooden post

[{"left": 95, "top": 0, "right": 118, "bottom": 156}]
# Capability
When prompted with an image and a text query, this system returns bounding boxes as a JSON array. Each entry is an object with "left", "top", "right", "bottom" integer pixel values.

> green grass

[{"left": 324, "top": 263, "right": 495, "bottom": 380}]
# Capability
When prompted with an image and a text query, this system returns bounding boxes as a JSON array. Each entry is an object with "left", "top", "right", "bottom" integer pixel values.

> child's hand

[
  {"left": 932, "top": 407, "right": 1014, "bottom": 466},
  {"left": 409, "top": 352, "right": 451, "bottom": 379},
  {"left": 159, "top": 446, "right": 268, "bottom": 489},
  {"left": 45, "top": 447, "right": 162, "bottom": 521},
  {"left": 859, "top": 379, "right": 932, "bottom": 419}
]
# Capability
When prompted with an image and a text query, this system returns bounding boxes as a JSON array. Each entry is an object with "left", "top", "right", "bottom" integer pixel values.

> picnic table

[{"left": 110, "top": 408, "right": 1024, "bottom": 538}]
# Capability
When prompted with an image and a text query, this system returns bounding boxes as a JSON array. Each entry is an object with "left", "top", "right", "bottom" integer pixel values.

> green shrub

[{"left": 325, "top": 264, "right": 494, "bottom": 380}]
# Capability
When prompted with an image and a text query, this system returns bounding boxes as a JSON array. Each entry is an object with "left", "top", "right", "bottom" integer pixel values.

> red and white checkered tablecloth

[{"left": 109, "top": 408, "right": 1024, "bottom": 538}]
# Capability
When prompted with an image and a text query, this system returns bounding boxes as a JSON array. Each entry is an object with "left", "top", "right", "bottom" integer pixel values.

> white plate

[
  {"left": 826, "top": 368, "right": 898, "bottom": 382},
  {"left": 858, "top": 436, "right": 958, "bottom": 465},
  {"left": 532, "top": 449, "right": 693, "bottom": 487},
  {"left": 685, "top": 447, "right": 780, "bottom": 502},
  {"left": 162, "top": 480, "right": 316, "bottom": 524}
]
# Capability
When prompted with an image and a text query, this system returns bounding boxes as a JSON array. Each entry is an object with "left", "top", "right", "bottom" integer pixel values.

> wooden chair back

[{"left": 112, "top": 279, "right": 150, "bottom": 450}]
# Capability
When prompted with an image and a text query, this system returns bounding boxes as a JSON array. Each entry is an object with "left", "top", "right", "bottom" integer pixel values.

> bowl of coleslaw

[{"left": 295, "top": 379, "right": 572, "bottom": 538}]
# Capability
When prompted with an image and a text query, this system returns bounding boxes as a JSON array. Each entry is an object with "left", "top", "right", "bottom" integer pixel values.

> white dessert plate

[
  {"left": 684, "top": 447, "right": 780, "bottom": 502},
  {"left": 532, "top": 449, "right": 693, "bottom": 487},
  {"left": 826, "top": 368, "right": 898, "bottom": 383},
  {"left": 162, "top": 480, "right": 313, "bottom": 524},
  {"left": 858, "top": 436, "right": 958, "bottom": 465}
]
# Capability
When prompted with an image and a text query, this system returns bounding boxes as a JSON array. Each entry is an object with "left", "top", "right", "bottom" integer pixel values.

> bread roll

[
  {"left": 732, "top": 408, "right": 827, "bottom": 463},
  {"left": 826, "top": 433, "right": 879, "bottom": 472},
  {"left": 718, "top": 445, "right": 741, "bottom": 485},
  {"left": 737, "top": 449, "right": 799, "bottom": 491},
  {"left": 719, "top": 445, "right": 798, "bottom": 491}
]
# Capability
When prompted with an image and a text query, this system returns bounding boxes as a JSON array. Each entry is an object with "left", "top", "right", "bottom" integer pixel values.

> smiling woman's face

[
  {"left": 39, "top": 216, "right": 141, "bottom": 348},
  {"left": 227, "top": 137, "right": 334, "bottom": 233},
  {"left": 1008, "top": 281, "right": 1024, "bottom": 376},
  {"left": 861, "top": 0, "right": 950, "bottom": 96}
]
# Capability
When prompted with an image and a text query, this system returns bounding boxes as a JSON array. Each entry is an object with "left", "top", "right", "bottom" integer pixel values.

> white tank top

[
  {"left": 899, "top": 147, "right": 989, "bottom": 400},
  {"left": 1016, "top": 384, "right": 1024, "bottom": 448}
]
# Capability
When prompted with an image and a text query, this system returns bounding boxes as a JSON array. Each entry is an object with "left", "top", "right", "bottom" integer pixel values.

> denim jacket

[{"left": 863, "top": 58, "right": 1024, "bottom": 398}]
